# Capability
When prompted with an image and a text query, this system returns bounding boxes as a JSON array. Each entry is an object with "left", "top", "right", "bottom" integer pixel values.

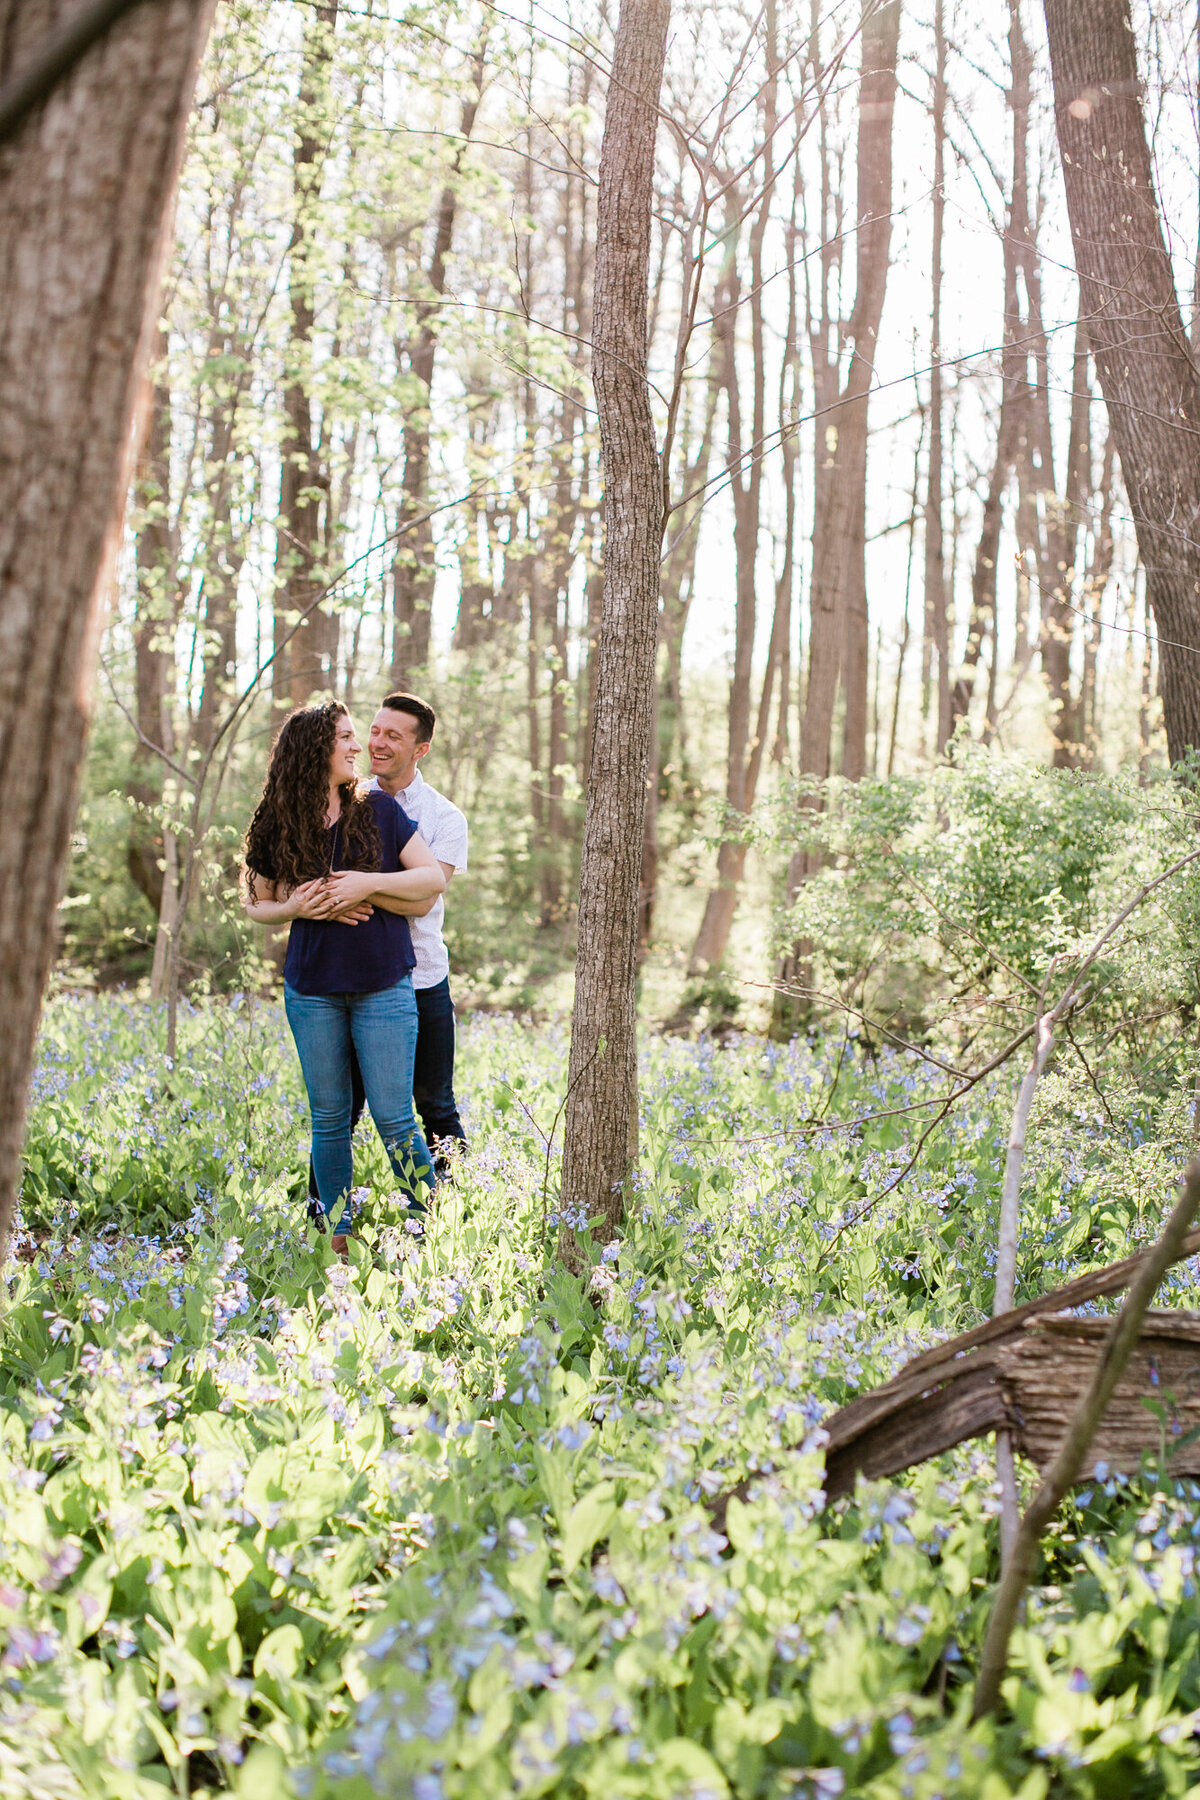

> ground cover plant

[{"left": 11, "top": 764, "right": 1200, "bottom": 1799}]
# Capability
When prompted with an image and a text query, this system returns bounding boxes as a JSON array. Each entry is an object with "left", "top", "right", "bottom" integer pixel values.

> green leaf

[
  {"left": 560, "top": 1480, "right": 617, "bottom": 1576},
  {"left": 651, "top": 1739, "right": 730, "bottom": 1797},
  {"left": 254, "top": 1623, "right": 305, "bottom": 1681}
]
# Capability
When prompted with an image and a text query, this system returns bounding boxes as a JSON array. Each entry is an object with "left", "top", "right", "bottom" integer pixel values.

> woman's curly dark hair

[{"left": 244, "top": 702, "right": 381, "bottom": 899}]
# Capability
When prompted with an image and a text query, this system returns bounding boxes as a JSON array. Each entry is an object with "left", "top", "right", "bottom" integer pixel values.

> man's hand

[
  {"left": 322, "top": 870, "right": 377, "bottom": 923},
  {"left": 322, "top": 870, "right": 376, "bottom": 907},
  {"left": 327, "top": 899, "right": 374, "bottom": 925}
]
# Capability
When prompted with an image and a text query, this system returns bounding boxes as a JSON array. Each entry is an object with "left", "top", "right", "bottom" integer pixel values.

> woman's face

[{"left": 330, "top": 713, "right": 362, "bottom": 786}]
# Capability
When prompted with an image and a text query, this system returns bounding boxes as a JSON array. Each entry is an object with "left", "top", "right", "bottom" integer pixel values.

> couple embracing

[{"left": 243, "top": 692, "right": 467, "bottom": 1253}]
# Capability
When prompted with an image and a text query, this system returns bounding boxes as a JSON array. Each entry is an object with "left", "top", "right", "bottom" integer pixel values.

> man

[
  {"left": 367, "top": 692, "right": 468, "bottom": 1172},
  {"left": 306, "top": 690, "right": 468, "bottom": 1211}
]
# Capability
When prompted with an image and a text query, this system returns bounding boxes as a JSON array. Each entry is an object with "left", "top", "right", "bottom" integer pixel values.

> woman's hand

[
  {"left": 287, "top": 878, "right": 338, "bottom": 920},
  {"left": 244, "top": 874, "right": 371, "bottom": 926}
]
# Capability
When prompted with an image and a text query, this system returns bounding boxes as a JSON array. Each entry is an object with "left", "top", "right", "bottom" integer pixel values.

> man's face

[{"left": 368, "top": 707, "right": 426, "bottom": 784}]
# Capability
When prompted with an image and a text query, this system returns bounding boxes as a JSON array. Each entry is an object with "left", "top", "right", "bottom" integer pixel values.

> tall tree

[
  {"left": 275, "top": 0, "right": 339, "bottom": 710},
  {"left": 390, "top": 36, "right": 488, "bottom": 680},
  {"left": 127, "top": 346, "right": 176, "bottom": 917},
  {"left": 952, "top": 0, "right": 1034, "bottom": 736},
  {"left": 559, "top": 0, "right": 670, "bottom": 1258},
  {"left": 774, "top": 0, "right": 900, "bottom": 1036},
  {"left": 835, "top": 0, "right": 900, "bottom": 781},
  {"left": 1038, "top": 317, "right": 1092, "bottom": 765},
  {"left": 924, "top": 0, "right": 951, "bottom": 757},
  {"left": 1042, "top": 0, "right": 1200, "bottom": 764},
  {"left": 0, "top": 0, "right": 215, "bottom": 1260},
  {"left": 802, "top": 0, "right": 900, "bottom": 784},
  {"left": 689, "top": 7, "right": 782, "bottom": 976},
  {"left": 197, "top": 374, "right": 249, "bottom": 743}
]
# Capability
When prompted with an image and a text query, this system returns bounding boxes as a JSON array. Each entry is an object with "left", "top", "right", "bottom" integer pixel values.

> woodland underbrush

[
  {"left": 12, "top": 756, "right": 1200, "bottom": 1797},
  {"left": 3, "top": 983, "right": 1200, "bottom": 1798}
]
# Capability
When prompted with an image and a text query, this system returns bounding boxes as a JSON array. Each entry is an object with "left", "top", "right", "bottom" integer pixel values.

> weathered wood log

[
  {"left": 820, "top": 1227, "right": 1200, "bottom": 1501},
  {"left": 709, "top": 1226, "right": 1200, "bottom": 1529},
  {"left": 998, "top": 1312, "right": 1200, "bottom": 1478},
  {"left": 825, "top": 1308, "right": 1200, "bottom": 1499}
]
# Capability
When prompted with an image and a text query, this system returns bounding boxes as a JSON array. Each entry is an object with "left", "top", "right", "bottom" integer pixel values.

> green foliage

[
  {"left": 770, "top": 753, "right": 1200, "bottom": 1050},
  {"left": 9, "top": 984, "right": 1200, "bottom": 1797},
  {"left": 21, "top": 996, "right": 303, "bottom": 1234}
]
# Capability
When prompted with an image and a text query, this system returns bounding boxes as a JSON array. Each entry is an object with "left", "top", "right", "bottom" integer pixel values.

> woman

[{"left": 243, "top": 701, "right": 445, "bottom": 1250}]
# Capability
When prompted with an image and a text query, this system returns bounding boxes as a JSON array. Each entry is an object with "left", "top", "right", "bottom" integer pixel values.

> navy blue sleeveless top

[{"left": 253, "top": 790, "right": 418, "bottom": 995}]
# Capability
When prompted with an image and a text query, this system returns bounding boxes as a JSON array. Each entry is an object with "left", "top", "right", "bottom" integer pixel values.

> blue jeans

[
  {"left": 284, "top": 978, "right": 434, "bottom": 1232},
  {"left": 306, "top": 976, "right": 466, "bottom": 1193}
]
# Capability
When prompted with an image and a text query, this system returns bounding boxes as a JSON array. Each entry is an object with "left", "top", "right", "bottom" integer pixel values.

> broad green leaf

[{"left": 560, "top": 1480, "right": 617, "bottom": 1576}]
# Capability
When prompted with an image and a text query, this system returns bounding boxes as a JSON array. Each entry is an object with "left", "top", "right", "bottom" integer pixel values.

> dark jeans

[
  {"left": 307, "top": 977, "right": 465, "bottom": 1202},
  {"left": 413, "top": 977, "right": 467, "bottom": 1165},
  {"left": 287, "top": 977, "right": 433, "bottom": 1233}
]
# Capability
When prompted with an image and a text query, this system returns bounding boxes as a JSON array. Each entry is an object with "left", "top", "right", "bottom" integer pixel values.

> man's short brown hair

[{"left": 381, "top": 691, "right": 436, "bottom": 744}]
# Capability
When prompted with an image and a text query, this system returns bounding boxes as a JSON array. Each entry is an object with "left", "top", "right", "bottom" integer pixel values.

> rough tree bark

[
  {"left": 0, "top": 0, "right": 215, "bottom": 1262},
  {"left": 773, "top": 0, "right": 900, "bottom": 1038},
  {"left": 559, "top": 0, "right": 670, "bottom": 1258},
  {"left": 837, "top": 0, "right": 900, "bottom": 782},
  {"left": 197, "top": 381, "right": 247, "bottom": 744},
  {"left": 1040, "top": 318, "right": 1092, "bottom": 766},
  {"left": 688, "top": 6, "right": 781, "bottom": 977},
  {"left": 275, "top": 0, "right": 338, "bottom": 710},
  {"left": 391, "top": 38, "right": 488, "bottom": 680},
  {"left": 924, "top": 0, "right": 951, "bottom": 758},
  {"left": 1043, "top": 0, "right": 1200, "bottom": 763},
  {"left": 127, "top": 346, "right": 175, "bottom": 916},
  {"left": 952, "top": 0, "right": 1033, "bottom": 734}
]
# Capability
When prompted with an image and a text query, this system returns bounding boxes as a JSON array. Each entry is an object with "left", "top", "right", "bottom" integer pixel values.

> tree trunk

[
  {"left": 539, "top": 436, "right": 577, "bottom": 928},
  {"left": 391, "top": 40, "right": 488, "bottom": 680},
  {"left": 639, "top": 674, "right": 659, "bottom": 949},
  {"left": 925, "top": 0, "right": 951, "bottom": 757},
  {"left": 1043, "top": 0, "right": 1200, "bottom": 763},
  {"left": 839, "top": 4, "right": 900, "bottom": 781},
  {"left": 128, "top": 346, "right": 175, "bottom": 915},
  {"left": 952, "top": 0, "right": 1032, "bottom": 733},
  {"left": 1079, "top": 431, "right": 1115, "bottom": 763},
  {"left": 688, "top": 7, "right": 780, "bottom": 976},
  {"left": 275, "top": 0, "right": 338, "bottom": 710},
  {"left": 540, "top": 130, "right": 590, "bottom": 930},
  {"left": 774, "top": 0, "right": 900, "bottom": 1038},
  {"left": 888, "top": 413, "right": 925, "bottom": 774},
  {"left": 770, "top": 170, "right": 803, "bottom": 777},
  {"left": 560, "top": 0, "right": 669, "bottom": 1257},
  {"left": 657, "top": 358, "right": 721, "bottom": 786},
  {"left": 149, "top": 809, "right": 179, "bottom": 1003},
  {"left": 0, "top": 0, "right": 214, "bottom": 1262},
  {"left": 806, "top": 0, "right": 899, "bottom": 783},
  {"left": 197, "top": 383, "right": 246, "bottom": 745},
  {"left": 1041, "top": 319, "right": 1092, "bottom": 765}
]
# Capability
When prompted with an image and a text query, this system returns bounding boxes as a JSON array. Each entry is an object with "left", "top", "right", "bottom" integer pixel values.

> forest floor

[{"left": 4, "top": 993, "right": 1200, "bottom": 1798}]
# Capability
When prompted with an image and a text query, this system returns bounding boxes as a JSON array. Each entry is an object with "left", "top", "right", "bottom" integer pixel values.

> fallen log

[
  {"left": 995, "top": 1311, "right": 1200, "bottom": 1478},
  {"left": 710, "top": 1225, "right": 1200, "bottom": 1529},
  {"left": 823, "top": 1227, "right": 1200, "bottom": 1501}
]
